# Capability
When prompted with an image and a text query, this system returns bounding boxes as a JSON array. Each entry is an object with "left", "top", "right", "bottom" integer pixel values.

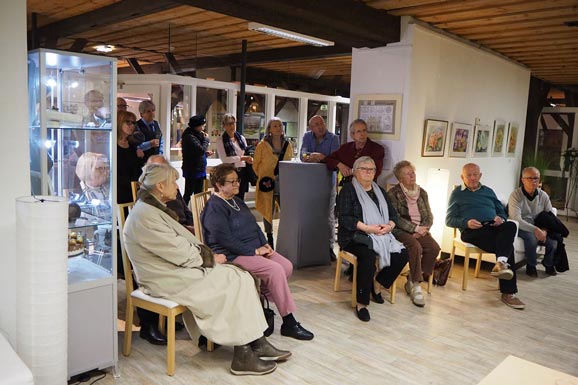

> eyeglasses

[
  {"left": 357, "top": 167, "right": 376, "bottom": 173},
  {"left": 523, "top": 177, "right": 540, "bottom": 181},
  {"left": 224, "top": 179, "right": 241, "bottom": 185}
]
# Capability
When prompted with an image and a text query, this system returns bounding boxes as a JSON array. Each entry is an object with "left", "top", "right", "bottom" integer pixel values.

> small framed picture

[
  {"left": 506, "top": 122, "right": 519, "bottom": 157},
  {"left": 492, "top": 120, "right": 506, "bottom": 157},
  {"left": 473, "top": 124, "right": 492, "bottom": 157},
  {"left": 421, "top": 119, "right": 448, "bottom": 157},
  {"left": 448, "top": 122, "right": 472, "bottom": 158}
]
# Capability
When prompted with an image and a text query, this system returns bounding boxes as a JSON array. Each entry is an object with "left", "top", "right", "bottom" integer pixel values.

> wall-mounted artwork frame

[
  {"left": 421, "top": 119, "right": 448, "bottom": 157},
  {"left": 473, "top": 124, "right": 492, "bottom": 157},
  {"left": 448, "top": 122, "right": 472, "bottom": 158},
  {"left": 506, "top": 122, "right": 519, "bottom": 157},
  {"left": 492, "top": 119, "right": 506, "bottom": 157},
  {"left": 352, "top": 93, "right": 402, "bottom": 141}
]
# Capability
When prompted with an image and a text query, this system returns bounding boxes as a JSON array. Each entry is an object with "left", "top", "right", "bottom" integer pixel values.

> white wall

[
  {"left": 0, "top": 1, "right": 30, "bottom": 344},
  {"left": 350, "top": 20, "right": 531, "bottom": 251}
]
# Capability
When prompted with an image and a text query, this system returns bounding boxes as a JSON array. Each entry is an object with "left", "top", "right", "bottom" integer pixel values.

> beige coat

[
  {"left": 123, "top": 199, "right": 267, "bottom": 346},
  {"left": 253, "top": 139, "right": 293, "bottom": 223}
]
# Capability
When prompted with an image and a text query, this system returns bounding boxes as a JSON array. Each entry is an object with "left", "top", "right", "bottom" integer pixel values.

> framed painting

[
  {"left": 421, "top": 119, "right": 448, "bottom": 157},
  {"left": 506, "top": 122, "right": 519, "bottom": 157},
  {"left": 492, "top": 119, "right": 506, "bottom": 156},
  {"left": 473, "top": 124, "right": 492, "bottom": 157},
  {"left": 448, "top": 122, "right": 472, "bottom": 158},
  {"left": 352, "top": 94, "right": 402, "bottom": 141}
]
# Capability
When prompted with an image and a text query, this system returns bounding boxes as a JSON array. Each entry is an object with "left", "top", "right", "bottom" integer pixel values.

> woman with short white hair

[{"left": 123, "top": 162, "right": 290, "bottom": 375}]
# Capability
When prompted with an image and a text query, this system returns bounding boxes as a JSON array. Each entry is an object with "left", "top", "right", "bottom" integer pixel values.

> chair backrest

[
  {"left": 190, "top": 191, "right": 212, "bottom": 243},
  {"left": 117, "top": 202, "right": 136, "bottom": 295},
  {"left": 131, "top": 181, "right": 141, "bottom": 202}
]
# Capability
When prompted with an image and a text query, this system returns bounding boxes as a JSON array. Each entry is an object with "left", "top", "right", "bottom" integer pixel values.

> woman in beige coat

[
  {"left": 123, "top": 162, "right": 291, "bottom": 375},
  {"left": 253, "top": 118, "right": 293, "bottom": 247}
]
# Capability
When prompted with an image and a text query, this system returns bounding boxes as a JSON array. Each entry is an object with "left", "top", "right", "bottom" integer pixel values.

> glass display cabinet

[{"left": 27, "top": 48, "right": 118, "bottom": 378}]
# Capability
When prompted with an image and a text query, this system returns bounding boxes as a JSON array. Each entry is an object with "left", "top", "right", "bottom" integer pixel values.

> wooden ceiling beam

[
  {"left": 34, "top": 0, "right": 180, "bottom": 40},
  {"left": 171, "top": 0, "right": 400, "bottom": 48}
]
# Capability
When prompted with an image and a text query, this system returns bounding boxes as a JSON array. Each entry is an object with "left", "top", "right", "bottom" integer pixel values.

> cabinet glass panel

[
  {"left": 336, "top": 102, "right": 350, "bottom": 144},
  {"left": 275, "top": 96, "right": 300, "bottom": 157},
  {"left": 241, "top": 92, "right": 266, "bottom": 148},
  {"left": 197, "top": 87, "right": 227, "bottom": 152},
  {"left": 28, "top": 49, "right": 116, "bottom": 280}
]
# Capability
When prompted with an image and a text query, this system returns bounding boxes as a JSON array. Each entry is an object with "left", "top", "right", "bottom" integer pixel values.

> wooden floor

[{"left": 101, "top": 218, "right": 578, "bottom": 385}]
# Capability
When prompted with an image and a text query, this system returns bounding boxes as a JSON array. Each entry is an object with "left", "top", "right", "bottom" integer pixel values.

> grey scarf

[{"left": 352, "top": 178, "right": 404, "bottom": 269}]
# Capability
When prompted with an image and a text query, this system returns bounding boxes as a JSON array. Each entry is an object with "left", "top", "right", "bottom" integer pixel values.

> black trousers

[
  {"left": 183, "top": 176, "right": 205, "bottom": 205},
  {"left": 344, "top": 242, "right": 409, "bottom": 306},
  {"left": 235, "top": 167, "right": 249, "bottom": 200},
  {"left": 460, "top": 221, "right": 518, "bottom": 294}
]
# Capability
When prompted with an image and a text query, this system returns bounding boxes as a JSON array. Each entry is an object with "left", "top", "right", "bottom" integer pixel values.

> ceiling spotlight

[
  {"left": 248, "top": 23, "right": 334, "bottom": 47},
  {"left": 94, "top": 45, "right": 115, "bottom": 53}
]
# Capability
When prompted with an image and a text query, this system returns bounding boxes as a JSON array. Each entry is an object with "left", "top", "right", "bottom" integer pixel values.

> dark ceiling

[{"left": 27, "top": 0, "right": 578, "bottom": 97}]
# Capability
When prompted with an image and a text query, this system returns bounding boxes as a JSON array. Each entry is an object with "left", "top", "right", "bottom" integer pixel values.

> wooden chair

[
  {"left": 333, "top": 250, "right": 402, "bottom": 306},
  {"left": 118, "top": 202, "right": 210, "bottom": 376},
  {"left": 190, "top": 191, "right": 213, "bottom": 243},
  {"left": 131, "top": 181, "right": 140, "bottom": 202},
  {"left": 449, "top": 227, "right": 492, "bottom": 291}
]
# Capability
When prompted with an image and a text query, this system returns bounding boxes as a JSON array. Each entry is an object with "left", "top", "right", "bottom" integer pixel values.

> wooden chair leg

[
  {"left": 449, "top": 246, "right": 456, "bottom": 278},
  {"left": 158, "top": 315, "right": 166, "bottom": 335},
  {"left": 462, "top": 251, "right": 470, "bottom": 291},
  {"left": 167, "top": 313, "right": 176, "bottom": 376},
  {"left": 207, "top": 341, "right": 214, "bottom": 352},
  {"left": 474, "top": 253, "right": 483, "bottom": 278},
  {"left": 427, "top": 272, "right": 433, "bottom": 294},
  {"left": 351, "top": 261, "right": 358, "bottom": 308},
  {"left": 389, "top": 276, "right": 397, "bottom": 304},
  {"left": 123, "top": 300, "right": 134, "bottom": 356},
  {"left": 333, "top": 253, "right": 343, "bottom": 292}
]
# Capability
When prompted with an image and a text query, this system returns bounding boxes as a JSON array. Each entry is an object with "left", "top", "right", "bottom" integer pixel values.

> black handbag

[
  {"left": 433, "top": 258, "right": 451, "bottom": 286},
  {"left": 262, "top": 295, "right": 275, "bottom": 337}
]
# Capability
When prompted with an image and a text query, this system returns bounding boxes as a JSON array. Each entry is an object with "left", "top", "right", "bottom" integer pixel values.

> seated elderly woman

[
  {"left": 201, "top": 163, "right": 314, "bottom": 341},
  {"left": 123, "top": 162, "right": 290, "bottom": 376},
  {"left": 387, "top": 160, "right": 441, "bottom": 307},
  {"left": 337, "top": 156, "right": 409, "bottom": 322}
]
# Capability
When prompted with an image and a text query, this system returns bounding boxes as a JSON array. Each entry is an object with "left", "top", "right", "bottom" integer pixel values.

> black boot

[
  {"left": 267, "top": 233, "right": 274, "bottom": 248},
  {"left": 250, "top": 336, "right": 291, "bottom": 361},
  {"left": 230, "top": 344, "right": 277, "bottom": 375},
  {"left": 139, "top": 324, "right": 167, "bottom": 345}
]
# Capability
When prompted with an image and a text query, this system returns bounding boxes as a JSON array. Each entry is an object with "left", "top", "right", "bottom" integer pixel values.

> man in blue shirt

[
  {"left": 136, "top": 100, "right": 163, "bottom": 162},
  {"left": 300, "top": 115, "right": 340, "bottom": 260},
  {"left": 446, "top": 163, "right": 525, "bottom": 310}
]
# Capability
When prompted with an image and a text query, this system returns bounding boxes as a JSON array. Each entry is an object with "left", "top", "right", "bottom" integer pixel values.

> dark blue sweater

[
  {"left": 445, "top": 184, "right": 507, "bottom": 232},
  {"left": 201, "top": 195, "right": 267, "bottom": 261}
]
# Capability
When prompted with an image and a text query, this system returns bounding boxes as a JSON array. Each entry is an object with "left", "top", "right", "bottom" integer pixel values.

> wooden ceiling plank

[
  {"left": 479, "top": 31, "right": 578, "bottom": 45},
  {"left": 431, "top": 7, "right": 578, "bottom": 30},
  {"left": 450, "top": 15, "right": 578, "bottom": 35},
  {"left": 170, "top": 0, "right": 400, "bottom": 48},
  {"left": 38, "top": 0, "right": 183, "bottom": 40},
  {"left": 490, "top": 36, "right": 578, "bottom": 50}
]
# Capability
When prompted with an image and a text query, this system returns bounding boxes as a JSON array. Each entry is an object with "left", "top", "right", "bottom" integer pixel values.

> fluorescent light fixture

[
  {"left": 94, "top": 45, "right": 115, "bottom": 53},
  {"left": 248, "top": 22, "right": 334, "bottom": 47}
]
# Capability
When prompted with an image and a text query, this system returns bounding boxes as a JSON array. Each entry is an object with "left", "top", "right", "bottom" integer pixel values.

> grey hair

[
  {"left": 138, "top": 100, "right": 155, "bottom": 115},
  {"left": 221, "top": 113, "right": 236, "bottom": 126},
  {"left": 349, "top": 118, "right": 367, "bottom": 136},
  {"left": 75, "top": 152, "right": 108, "bottom": 182},
  {"left": 352, "top": 156, "right": 375, "bottom": 171},
  {"left": 393, "top": 160, "right": 415, "bottom": 180},
  {"left": 522, "top": 166, "right": 540, "bottom": 176},
  {"left": 139, "top": 162, "right": 179, "bottom": 191}
]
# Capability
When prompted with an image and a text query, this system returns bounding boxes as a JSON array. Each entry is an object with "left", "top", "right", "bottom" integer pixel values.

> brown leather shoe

[
  {"left": 230, "top": 344, "right": 277, "bottom": 375},
  {"left": 501, "top": 294, "right": 525, "bottom": 310},
  {"left": 491, "top": 262, "right": 514, "bottom": 280},
  {"left": 250, "top": 336, "right": 292, "bottom": 361}
]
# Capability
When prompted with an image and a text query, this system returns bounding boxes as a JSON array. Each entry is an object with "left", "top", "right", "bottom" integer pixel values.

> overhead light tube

[{"left": 248, "top": 22, "right": 334, "bottom": 47}]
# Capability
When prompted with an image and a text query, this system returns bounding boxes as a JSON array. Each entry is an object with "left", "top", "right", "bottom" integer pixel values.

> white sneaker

[{"left": 410, "top": 285, "right": 425, "bottom": 307}]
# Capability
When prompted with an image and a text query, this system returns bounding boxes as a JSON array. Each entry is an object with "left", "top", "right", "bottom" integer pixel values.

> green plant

[{"left": 521, "top": 151, "right": 553, "bottom": 177}]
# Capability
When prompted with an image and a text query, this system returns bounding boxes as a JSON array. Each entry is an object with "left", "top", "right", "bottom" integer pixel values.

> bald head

[
  {"left": 461, "top": 163, "right": 482, "bottom": 190},
  {"left": 147, "top": 154, "right": 169, "bottom": 165}
]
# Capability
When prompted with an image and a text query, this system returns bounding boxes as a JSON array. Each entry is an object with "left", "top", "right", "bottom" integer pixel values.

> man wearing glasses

[
  {"left": 508, "top": 167, "right": 558, "bottom": 277},
  {"left": 136, "top": 100, "right": 163, "bottom": 162}
]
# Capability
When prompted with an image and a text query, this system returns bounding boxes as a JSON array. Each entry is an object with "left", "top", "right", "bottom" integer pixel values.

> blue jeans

[{"left": 517, "top": 229, "right": 557, "bottom": 268}]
